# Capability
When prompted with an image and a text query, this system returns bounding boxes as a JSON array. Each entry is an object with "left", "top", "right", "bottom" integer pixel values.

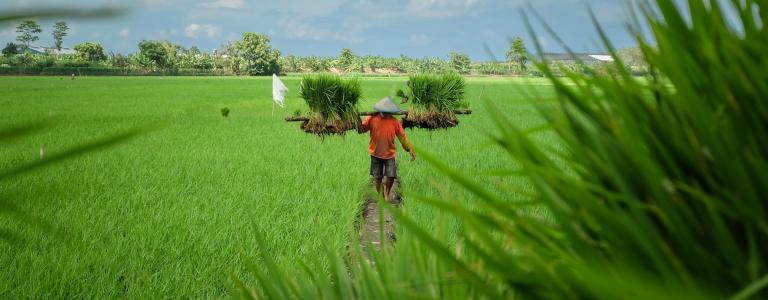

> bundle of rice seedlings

[
  {"left": 398, "top": 73, "right": 466, "bottom": 129},
  {"left": 298, "top": 74, "right": 362, "bottom": 136}
]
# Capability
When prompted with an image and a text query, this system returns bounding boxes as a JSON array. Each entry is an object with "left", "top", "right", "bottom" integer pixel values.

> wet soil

[
  {"left": 357, "top": 177, "right": 402, "bottom": 252},
  {"left": 300, "top": 119, "right": 357, "bottom": 136}
]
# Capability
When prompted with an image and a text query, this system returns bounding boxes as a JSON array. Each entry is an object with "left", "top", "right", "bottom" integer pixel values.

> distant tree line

[{"left": 1, "top": 19, "right": 645, "bottom": 76}]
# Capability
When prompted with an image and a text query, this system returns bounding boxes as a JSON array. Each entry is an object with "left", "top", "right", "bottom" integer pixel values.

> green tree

[
  {"left": 137, "top": 40, "right": 169, "bottom": 69},
  {"left": 416, "top": 57, "right": 448, "bottom": 73},
  {"left": 15, "top": 20, "right": 42, "bottom": 52},
  {"left": 449, "top": 52, "right": 471, "bottom": 74},
  {"left": 617, "top": 47, "right": 647, "bottom": 74},
  {"left": 193, "top": 54, "right": 214, "bottom": 70},
  {"left": 235, "top": 32, "right": 281, "bottom": 75},
  {"left": 506, "top": 36, "right": 528, "bottom": 73},
  {"left": 215, "top": 41, "right": 238, "bottom": 57},
  {"left": 337, "top": 48, "right": 357, "bottom": 71},
  {"left": 302, "top": 56, "right": 330, "bottom": 72},
  {"left": 188, "top": 46, "right": 201, "bottom": 56},
  {"left": 396, "top": 54, "right": 417, "bottom": 73},
  {"left": 109, "top": 53, "right": 131, "bottom": 68},
  {"left": 52, "top": 21, "right": 69, "bottom": 51},
  {"left": 279, "top": 55, "right": 301, "bottom": 73},
  {"left": 2, "top": 43, "right": 20, "bottom": 57},
  {"left": 74, "top": 42, "right": 106, "bottom": 61},
  {"left": 363, "top": 55, "right": 385, "bottom": 72},
  {"left": 162, "top": 42, "right": 182, "bottom": 69}
]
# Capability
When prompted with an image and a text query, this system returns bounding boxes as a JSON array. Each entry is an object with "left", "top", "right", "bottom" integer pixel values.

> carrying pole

[{"left": 284, "top": 109, "right": 472, "bottom": 122}]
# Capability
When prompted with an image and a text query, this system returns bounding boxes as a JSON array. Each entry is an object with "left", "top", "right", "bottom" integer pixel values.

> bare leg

[
  {"left": 384, "top": 177, "right": 395, "bottom": 200},
  {"left": 374, "top": 178, "right": 383, "bottom": 196}
]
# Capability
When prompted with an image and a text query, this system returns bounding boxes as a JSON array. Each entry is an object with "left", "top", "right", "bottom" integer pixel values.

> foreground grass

[{"left": 0, "top": 76, "right": 557, "bottom": 298}]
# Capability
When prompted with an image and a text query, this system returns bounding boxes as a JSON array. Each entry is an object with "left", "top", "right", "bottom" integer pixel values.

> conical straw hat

[{"left": 373, "top": 96, "right": 401, "bottom": 113}]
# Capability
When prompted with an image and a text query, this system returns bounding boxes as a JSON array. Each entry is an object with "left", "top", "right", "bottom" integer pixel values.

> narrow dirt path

[{"left": 358, "top": 177, "right": 401, "bottom": 252}]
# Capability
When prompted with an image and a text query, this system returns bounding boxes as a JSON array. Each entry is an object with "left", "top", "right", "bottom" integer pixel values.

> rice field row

[{"left": 0, "top": 76, "right": 558, "bottom": 298}]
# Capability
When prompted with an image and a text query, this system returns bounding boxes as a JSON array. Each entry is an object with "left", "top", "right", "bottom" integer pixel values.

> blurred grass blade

[
  {"left": 0, "top": 200, "right": 57, "bottom": 238},
  {"left": 730, "top": 274, "right": 768, "bottom": 300},
  {"left": 250, "top": 227, "right": 295, "bottom": 299},
  {"left": 0, "top": 123, "right": 155, "bottom": 243},
  {"left": 0, "top": 121, "right": 51, "bottom": 144},
  {"left": 0, "top": 228, "right": 22, "bottom": 243},
  {"left": 379, "top": 197, "right": 501, "bottom": 299},
  {"left": 0, "top": 7, "right": 126, "bottom": 22},
  {"left": 0, "top": 126, "right": 148, "bottom": 180},
  {"left": 229, "top": 272, "right": 258, "bottom": 300},
  {"left": 415, "top": 146, "right": 516, "bottom": 218}
]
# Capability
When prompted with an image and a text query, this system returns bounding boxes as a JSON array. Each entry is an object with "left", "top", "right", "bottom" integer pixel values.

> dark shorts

[{"left": 370, "top": 156, "right": 397, "bottom": 179}]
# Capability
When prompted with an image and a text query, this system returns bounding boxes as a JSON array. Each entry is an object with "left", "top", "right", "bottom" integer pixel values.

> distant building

[
  {"left": 541, "top": 53, "right": 614, "bottom": 64},
  {"left": 26, "top": 45, "right": 76, "bottom": 55}
]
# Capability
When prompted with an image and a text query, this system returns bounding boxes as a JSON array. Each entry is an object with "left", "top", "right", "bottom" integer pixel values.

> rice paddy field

[{"left": 0, "top": 76, "right": 559, "bottom": 298}]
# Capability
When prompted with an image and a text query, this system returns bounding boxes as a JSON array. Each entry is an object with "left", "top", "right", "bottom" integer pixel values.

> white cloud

[
  {"left": 278, "top": 18, "right": 360, "bottom": 43},
  {"left": 246, "top": 1, "right": 344, "bottom": 16},
  {"left": 143, "top": 0, "right": 170, "bottom": 7},
  {"left": 190, "top": 0, "right": 347, "bottom": 20},
  {"left": 405, "top": 0, "right": 481, "bottom": 18},
  {"left": 119, "top": 29, "right": 130, "bottom": 38},
  {"left": 409, "top": 33, "right": 431, "bottom": 46},
  {"left": 280, "top": 19, "right": 307, "bottom": 39},
  {"left": 184, "top": 24, "right": 221, "bottom": 39},
  {"left": 200, "top": 0, "right": 245, "bottom": 9}
]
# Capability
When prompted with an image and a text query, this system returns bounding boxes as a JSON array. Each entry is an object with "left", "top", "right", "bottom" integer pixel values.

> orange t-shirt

[{"left": 361, "top": 114, "right": 413, "bottom": 159}]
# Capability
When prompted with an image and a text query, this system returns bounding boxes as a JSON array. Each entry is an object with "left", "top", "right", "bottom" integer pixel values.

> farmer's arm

[
  {"left": 358, "top": 116, "right": 372, "bottom": 133},
  {"left": 395, "top": 124, "right": 416, "bottom": 161}
]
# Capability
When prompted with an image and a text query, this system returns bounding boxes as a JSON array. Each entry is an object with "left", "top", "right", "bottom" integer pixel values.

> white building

[
  {"left": 541, "top": 53, "right": 615, "bottom": 64},
  {"left": 27, "top": 45, "right": 76, "bottom": 55}
]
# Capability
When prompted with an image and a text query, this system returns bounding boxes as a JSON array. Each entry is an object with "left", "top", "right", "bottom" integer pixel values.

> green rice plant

[
  {"left": 299, "top": 74, "right": 362, "bottom": 135},
  {"left": 0, "top": 121, "right": 147, "bottom": 243},
  {"left": 0, "top": 6, "right": 135, "bottom": 244},
  {"left": 399, "top": 73, "right": 466, "bottom": 129},
  {"left": 402, "top": 73, "right": 465, "bottom": 113},
  {"left": 485, "top": 0, "right": 768, "bottom": 296},
  {"left": 239, "top": 0, "right": 768, "bottom": 299}
]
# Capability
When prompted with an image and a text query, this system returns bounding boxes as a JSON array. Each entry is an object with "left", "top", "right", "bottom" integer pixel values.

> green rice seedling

[
  {"left": 239, "top": 0, "right": 768, "bottom": 299},
  {"left": 221, "top": 107, "right": 230, "bottom": 117},
  {"left": 298, "top": 74, "right": 362, "bottom": 135},
  {"left": 411, "top": 0, "right": 768, "bottom": 298},
  {"left": 399, "top": 73, "right": 466, "bottom": 129},
  {"left": 0, "top": 120, "right": 146, "bottom": 244},
  {"left": 1, "top": 75, "right": 532, "bottom": 298}
]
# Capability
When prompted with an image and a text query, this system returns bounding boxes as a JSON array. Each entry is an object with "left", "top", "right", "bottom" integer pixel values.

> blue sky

[{"left": 1, "top": 0, "right": 638, "bottom": 59}]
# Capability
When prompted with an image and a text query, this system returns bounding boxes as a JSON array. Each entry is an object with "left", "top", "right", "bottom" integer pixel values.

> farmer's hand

[
  {"left": 409, "top": 151, "right": 416, "bottom": 162},
  {"left": 357, "top": 117, "right": 370, "bottom": 134}
]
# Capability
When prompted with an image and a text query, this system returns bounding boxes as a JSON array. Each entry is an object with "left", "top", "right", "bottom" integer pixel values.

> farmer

[{"left": 358, "top": 96, "right": 416, "bottom": 200}]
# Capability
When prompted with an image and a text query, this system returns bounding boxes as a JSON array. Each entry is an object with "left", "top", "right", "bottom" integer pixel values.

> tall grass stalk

[{"left": 240, "top": 0, "right": 768, "bottom": 298}]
